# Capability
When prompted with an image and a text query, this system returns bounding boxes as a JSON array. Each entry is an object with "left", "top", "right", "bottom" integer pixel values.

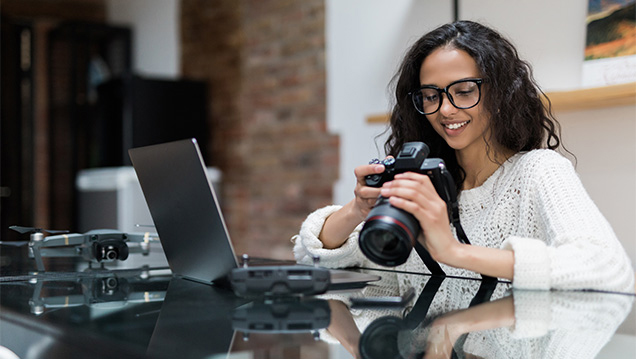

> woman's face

[{"left": 419, "top": 47, "right": 491, "bottom": 156}]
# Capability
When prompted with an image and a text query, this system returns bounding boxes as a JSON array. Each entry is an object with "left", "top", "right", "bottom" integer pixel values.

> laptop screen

[{"left": 129, "top": 138, "right": 239, "bottom": 284}]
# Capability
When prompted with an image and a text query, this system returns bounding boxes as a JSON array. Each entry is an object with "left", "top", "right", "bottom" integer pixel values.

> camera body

[{"left": 359, "top": 142, "right": 457, "bottom": 267}]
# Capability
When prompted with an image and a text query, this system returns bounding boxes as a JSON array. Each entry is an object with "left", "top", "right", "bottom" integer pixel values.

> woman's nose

[{"left": 438, "top": 93, "right": 458, "bottom": 116}]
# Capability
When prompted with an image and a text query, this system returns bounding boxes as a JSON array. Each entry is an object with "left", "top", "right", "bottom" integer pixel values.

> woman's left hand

[
  {"left": 379, "top": 172, "right": 459, "bottom": 263},
  {"left": 380, "top": 171, "right": 514, "bottom": 280}
]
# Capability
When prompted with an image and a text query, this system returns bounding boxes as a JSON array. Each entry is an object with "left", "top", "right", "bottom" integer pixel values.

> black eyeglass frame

[{"left": 409, "top": 78, "right": 486, "bottom": 115}]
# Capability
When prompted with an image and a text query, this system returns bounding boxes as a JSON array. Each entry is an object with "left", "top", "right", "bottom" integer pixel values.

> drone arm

[
  {"left": 30, "top": 281, "right": 84, "bottom": 314},
  {"left": 30, "top": 248, "right": 45, "bottom": 272},
  {"left": 41, "top": 233, "right": 86, "bottom": 247},
  {"left": 127, "top": 291, "right": 166, "bottom": 303},
  {"left": 40, "top": 295, "right": 85, "bottom": 308},
  {"left": 126, "top": 232, "right": 159, "bottom": 243},
  {"left": 29, "top": 234, "right": 85, "bottom": 271},
  {"left": 126, "top": 232, "right": 160, "bottom": 255},
  {"left": 39, "top": 247, "right": 83, "bottom": 257}
]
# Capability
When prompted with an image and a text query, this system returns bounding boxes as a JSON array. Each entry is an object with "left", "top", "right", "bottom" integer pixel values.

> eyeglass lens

[{"left": 413, "top": 80, "right": 481, "bottom": 115}]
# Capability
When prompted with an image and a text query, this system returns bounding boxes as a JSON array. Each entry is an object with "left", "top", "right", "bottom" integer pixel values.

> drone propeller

[{"left": 9, "top": 225, "right": 70, "bottom": 235}]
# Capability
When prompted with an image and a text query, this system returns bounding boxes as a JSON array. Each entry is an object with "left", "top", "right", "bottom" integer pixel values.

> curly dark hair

[{"left": 384, "top": 20, "right": 563, "bottom": 189}]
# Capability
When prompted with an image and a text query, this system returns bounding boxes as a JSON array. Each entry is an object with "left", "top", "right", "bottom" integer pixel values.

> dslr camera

[{"left": 359, "top": 142, "right": 459, "bottom": 267}]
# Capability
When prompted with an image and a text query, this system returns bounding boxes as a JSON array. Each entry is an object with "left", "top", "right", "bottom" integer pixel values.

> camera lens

[
  {"left": 369, "top": 230, "right": 401, "bottom": 253},
  {"left": 359, "top": 198, "right": 420, "bottom": 267},
  {"left": 104, "top": 246, "right": 119, "bottom": 261},
  {"left": 362, "top": 225, "right": 410, "bottom": 265},
  {"left": 359, "top": 316, "right": 403, "bottom": 359},
  {"left": 93, "top": 241, "right": 130, "bottom": 262}
]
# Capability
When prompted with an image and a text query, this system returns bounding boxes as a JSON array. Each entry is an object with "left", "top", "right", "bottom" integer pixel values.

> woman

[{"left": 292, "top": 21, "right": 634, "bottom": 292}]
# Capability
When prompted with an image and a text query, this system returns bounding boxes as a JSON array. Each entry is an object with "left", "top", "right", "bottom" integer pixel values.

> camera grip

[
  {"left": 364, "top": 157, "right": 396, "bottom": 187},
  {"left": 365, "top": 173, "right": 384, "bottom": 187}
]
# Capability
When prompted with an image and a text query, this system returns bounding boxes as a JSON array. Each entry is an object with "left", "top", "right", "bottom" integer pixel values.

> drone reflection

[{"left": 0, "top": 266, "right": 170, "bottom": 317}]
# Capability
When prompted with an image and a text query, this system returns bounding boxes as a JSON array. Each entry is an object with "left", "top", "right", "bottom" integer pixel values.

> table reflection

[
  {"left": 321, "top": 274, "right": 634, "bottom": 359},
  {"left": 0, "top": 267, "right": 171, "bottom": 358},
  {"left": 0, "top": 266, "right": 634, "bottom": 359}
]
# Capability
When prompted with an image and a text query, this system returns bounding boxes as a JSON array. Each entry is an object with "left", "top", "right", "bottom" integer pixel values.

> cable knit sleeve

[
  {"left": 291, "top": 205, "right": 368, "bottom": 268},
  {"left": 501, "top": 150, "right": 634, "bottom": 292},
  {"left": 510, "top": 290, "right": 633, "bottom": 339}
]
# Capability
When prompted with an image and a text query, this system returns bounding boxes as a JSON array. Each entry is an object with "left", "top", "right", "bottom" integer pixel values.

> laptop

[{"left": 128, "top": 138, "right": 380, "bottom": 288}]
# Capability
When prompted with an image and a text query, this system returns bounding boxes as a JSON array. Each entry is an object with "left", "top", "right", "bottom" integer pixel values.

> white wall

[
  {"left": 326, "top": 0, "right": 453, "bottom": 205},
  {"left": 103, "top": 0, "right": 635, "bottom": 270},
  {"left": 106, "top": 0, "right": 180, "bottom": 78},
  {"left": 326, "top": 0, "right": 635, "bottom": 269},
  {"left": 460, "top": 0, "right": 589, "bottom": 91},
  {"left": 558, "top": 105, "right": 636, "bottom": 272}
]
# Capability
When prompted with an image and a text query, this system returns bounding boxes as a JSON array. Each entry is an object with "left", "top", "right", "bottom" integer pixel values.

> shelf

[
  {"left": 366, "top": 82, "right": 636, "bottom": 123},
  {"left": 544, "top": 82, "right": 636, "bottom": 112}
]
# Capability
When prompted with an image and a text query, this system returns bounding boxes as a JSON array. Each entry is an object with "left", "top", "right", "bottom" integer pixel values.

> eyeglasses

[{"left": 409, "top": 78, "right": 485, "bottom": 115}]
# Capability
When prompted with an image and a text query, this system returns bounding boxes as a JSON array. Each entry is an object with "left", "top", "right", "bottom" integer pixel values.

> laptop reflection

[{"left": 147, "top": 277, "right": 248, "bottom": 358}]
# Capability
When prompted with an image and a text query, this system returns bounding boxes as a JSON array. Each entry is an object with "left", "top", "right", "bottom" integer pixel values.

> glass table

[{"left": 0, "top": 246, "right": 634, "bottom": 359}]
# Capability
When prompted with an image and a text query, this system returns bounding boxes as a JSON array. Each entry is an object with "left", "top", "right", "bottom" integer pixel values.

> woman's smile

[{"left": 443, "top": 120, "right": 471, "bottom": 131}]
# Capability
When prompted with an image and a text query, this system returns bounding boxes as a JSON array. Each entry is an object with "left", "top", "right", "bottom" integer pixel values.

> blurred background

[{"left": 1, "top": 0, "right": 634, "bottom": 268}]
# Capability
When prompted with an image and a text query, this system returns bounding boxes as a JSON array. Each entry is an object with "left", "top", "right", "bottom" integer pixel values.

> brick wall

[{"left": 181, "top": 0, "right": 338, "bottom": 259}]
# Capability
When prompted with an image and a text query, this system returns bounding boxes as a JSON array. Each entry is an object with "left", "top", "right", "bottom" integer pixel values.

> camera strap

[
  {"left": 449, "top": 201, "right": 470, "bottom": 245},
  {"left": 453, "top": 221, "right": 471, "bottom": 245},
  {"left": 452, "top": 206, "right": 497, "bottom": 282},
  {"left": 414, "top": 241, "right": 446, "bottom": 276}
]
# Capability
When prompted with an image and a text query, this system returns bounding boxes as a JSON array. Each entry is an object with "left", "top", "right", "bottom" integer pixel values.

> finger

[
  {"left": 381, "top": 179, "right": 449, "bottom": 221},
  {"left": 383, "top": 188, "right": 424, "bottom": 212},
  {"left": 354, "top": 184, "right": 382, "bottom": 211},
  {"left": 355, "top": 155, "right": 393, "bottom": 180},
  {"left": 357, "top": 185, "right": 382, "bottom": 200},
  {"left": 393, "top": 171, "right": 432, "bottom": 186},
  {"left": 354, "top": 163, "right": 385, "bottom": 181},
  {"left": 386, "top": 191, "right": 449, "bottom": 232},
  {"left": 382, "top": 175, "right": 433, "bottom": 198},
  {"left": 388, "top": 173, "right": 441, "bottom": 200}
]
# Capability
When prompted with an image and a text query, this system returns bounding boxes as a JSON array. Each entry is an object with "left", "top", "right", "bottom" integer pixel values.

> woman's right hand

[
  {"left": 351, "top": 161, "right": 387, "bottom": 221},
  {"left": 318, "top": 160, "right": 387, "bottom": 249}
]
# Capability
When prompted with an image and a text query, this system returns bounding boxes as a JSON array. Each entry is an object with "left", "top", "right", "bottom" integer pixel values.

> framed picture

[{"left": 582, "top": 0, "right": 636, "bottom": 87}]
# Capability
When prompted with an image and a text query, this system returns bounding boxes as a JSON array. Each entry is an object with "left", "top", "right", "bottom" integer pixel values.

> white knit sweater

[
  {"left": 292, "top": 149, "right": 634, "bottom": 292},
  {"left": 395, "top": 286, "right": 634, "bottom": 359}
]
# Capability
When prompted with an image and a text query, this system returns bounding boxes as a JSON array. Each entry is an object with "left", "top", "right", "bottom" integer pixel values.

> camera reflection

[{"left": 323, "top": 277, "right": 633, "bottom": 359}]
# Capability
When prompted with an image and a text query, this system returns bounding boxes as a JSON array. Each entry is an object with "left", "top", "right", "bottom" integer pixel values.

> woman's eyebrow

[{"left": 419, "top": 77, "right": 479, "bottom": 87}]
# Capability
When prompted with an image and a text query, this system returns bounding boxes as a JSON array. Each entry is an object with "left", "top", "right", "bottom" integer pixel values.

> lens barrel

[
  {"left": 358, "top": 316, "right": 404, "bottom": 359},
  {"left": 359, "top": 198, "right": 421, "bottom": 267}
]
